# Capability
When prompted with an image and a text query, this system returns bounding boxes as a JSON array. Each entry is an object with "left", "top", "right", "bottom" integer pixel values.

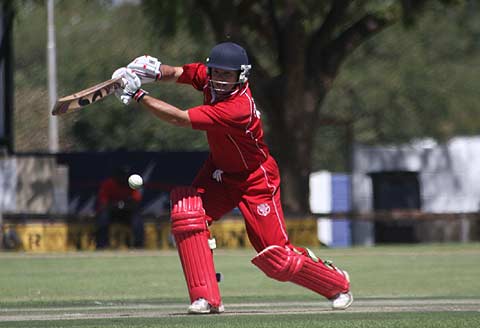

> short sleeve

[
  {"left": 187, "top": 100, "right": 250, "bottom": 132},
  {"left": 176, "top": 63, "right": 208, "bottom": 91}
]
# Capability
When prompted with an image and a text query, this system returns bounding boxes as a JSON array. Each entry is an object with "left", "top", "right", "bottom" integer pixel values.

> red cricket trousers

[{"left": 192, "top": 155, "right": 291, "bottom": 252}]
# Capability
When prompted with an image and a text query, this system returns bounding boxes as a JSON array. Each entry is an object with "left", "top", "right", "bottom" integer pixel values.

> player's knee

[
  {"left": 170, "top": 186, "right": 207, "bottom": 235},
  {"left": 251, "top": 245, "right": 305, "bottom": 282}
]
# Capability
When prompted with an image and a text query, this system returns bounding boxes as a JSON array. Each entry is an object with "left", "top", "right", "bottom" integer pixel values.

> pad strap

[
  {"left": 170, "top": 186, "right": 222, "bottom": 307},
  {"left": 252, "top": 245, "right": 349, "bottom": 299}
]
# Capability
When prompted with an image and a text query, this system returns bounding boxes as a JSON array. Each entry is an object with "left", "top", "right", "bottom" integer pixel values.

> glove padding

[
  {"left": 112, "top": 67, "right": 128, "bottom": 101},
  {"left": 127, "top": 55, "right": 162, "bottom": 84},
  {"left": 111, "top": 68, "right": 148, "bottom": 105}
]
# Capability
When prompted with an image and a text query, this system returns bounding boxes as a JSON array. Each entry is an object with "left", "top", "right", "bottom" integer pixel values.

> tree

[
  {"left": 142, "top": 0, "right": 463, "bottom": 213},
  {"left": 13, "top": 1, "right": 210, "bottom": 152}
]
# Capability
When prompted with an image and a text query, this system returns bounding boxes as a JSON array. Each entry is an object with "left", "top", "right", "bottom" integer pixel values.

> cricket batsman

[{"left": 112, "top": 42, "right": 353, "bottom": 314}]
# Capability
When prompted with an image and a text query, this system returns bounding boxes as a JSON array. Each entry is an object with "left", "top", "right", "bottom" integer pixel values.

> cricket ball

[{"left": 128, "top": 174, "right": 143, "bottom": 189}]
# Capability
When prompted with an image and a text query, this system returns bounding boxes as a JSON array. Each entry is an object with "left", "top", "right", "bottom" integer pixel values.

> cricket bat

[{"left": 51, "top": 77, "right": 124, "bottom": 116}]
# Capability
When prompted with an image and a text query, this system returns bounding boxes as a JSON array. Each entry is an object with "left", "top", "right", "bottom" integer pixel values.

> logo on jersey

[
  {"left": 212, "top": 169, "right": 223, "bottom": 183},
  {"left": 257, "top": 203, "right": 271, "bottom": 216}
]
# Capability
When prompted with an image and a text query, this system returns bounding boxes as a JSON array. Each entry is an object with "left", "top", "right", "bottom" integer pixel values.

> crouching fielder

[{"left": 113, "top": 42, "right": 353, "bottom": 314}]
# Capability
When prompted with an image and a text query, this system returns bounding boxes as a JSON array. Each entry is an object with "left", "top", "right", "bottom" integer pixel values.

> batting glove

[
  {"left": 111, "top": 69, "right": 148, "bottom": 105},
  {"left": 111, "top": 67, "right": 128, "bottom": 101},
  {"left": 127, "top": 55, "right": 162, "bottom": 84},
  {"left": 121, "top": 69, "right": 148, "bottom": 105}
]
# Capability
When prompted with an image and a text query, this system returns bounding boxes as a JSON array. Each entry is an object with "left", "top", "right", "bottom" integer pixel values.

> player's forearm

[
  {"left": 159, "top": 65, "right": 184, "bottom": 82},
  {"left": 140, "top": 95, "right": 191, "bottom": 127}
]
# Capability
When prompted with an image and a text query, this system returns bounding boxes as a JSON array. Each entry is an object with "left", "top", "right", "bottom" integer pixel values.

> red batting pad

[
  {"left": 252, "top": 245, "right": 349, "bottom": 299},
  {"left": 170, "top": 187, "right": 222, "bottom": 307}
]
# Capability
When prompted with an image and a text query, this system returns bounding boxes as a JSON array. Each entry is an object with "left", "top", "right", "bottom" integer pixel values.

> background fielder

[{"left": 112, "top": 42, "right": 352, "bottom": 314}]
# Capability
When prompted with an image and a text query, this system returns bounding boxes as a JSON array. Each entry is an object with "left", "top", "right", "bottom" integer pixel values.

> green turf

[{"left": 0, "top": 243, "right": 479, "bottom": 327}]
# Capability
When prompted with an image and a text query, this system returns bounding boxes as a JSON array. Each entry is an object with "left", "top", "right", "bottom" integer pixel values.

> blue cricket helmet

[
  {"left": 206, "top": 42, "right": 251, "bottom": 83},
  {"left": 207, "top": 42, "right": 249, "bottom": 70}
]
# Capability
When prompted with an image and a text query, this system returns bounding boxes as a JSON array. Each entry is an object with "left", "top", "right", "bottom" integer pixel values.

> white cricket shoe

[
  {"left": 332, "top": 291, "right": 353, "bottom": 310},
  {"left": 331, "top": 268, "right": 353, "bottom": 310},
  {"left": 187, "top": 298, "right": 225, "bottom": 314}
]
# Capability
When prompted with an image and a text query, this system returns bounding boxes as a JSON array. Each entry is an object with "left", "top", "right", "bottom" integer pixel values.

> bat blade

[{"left": 51, "top": 77, "right": 123, "bottom": 116}]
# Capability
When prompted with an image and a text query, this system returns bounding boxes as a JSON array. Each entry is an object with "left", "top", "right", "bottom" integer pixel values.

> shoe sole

[
  {"left": 188, "top": 308, "right": 211, "bottom": 314},
  {"left": 188, "top": 305, "right": 224, "bottom": 314},
  {"left": 332, "top": 292, "right": 353, "bottom": 310}
]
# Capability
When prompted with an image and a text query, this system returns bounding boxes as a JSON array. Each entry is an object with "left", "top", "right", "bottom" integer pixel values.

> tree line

[{"left": 13, "top": 0, "right": 479, "bottom": 212}]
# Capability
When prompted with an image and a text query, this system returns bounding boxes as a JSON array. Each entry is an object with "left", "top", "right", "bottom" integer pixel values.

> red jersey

[
  {"left": 178, "top": 63, "right": 270, "bottom": 173},
  {"left": 97, "top": 177, "right": 142, "bottom": 210}
]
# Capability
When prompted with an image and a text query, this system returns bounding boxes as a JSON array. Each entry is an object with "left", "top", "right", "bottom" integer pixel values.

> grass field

[{"left": 0, "top": 243, "right": 479, "bottom": 327}]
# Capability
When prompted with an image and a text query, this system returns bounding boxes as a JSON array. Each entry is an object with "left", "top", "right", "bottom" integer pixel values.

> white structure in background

[
  {"left": 309, "top": 136, "right": 480, "bottom": 247},
  {"left": 0, "top": 157, "right": 68, "bottom": 214},
  {"left": 310, "top": 171, "right": 332, "bottom": 245},
  {"left": 310, "top": 171, "right": 351, "bottom": 247},
  {"left": 352, "top": 136, "right": 480, "bottom": 213},
  {"left": 0, "top": 159, "right": 16, "bottom": 212},
  {"left": 352, "top": 136, "right": 480, "bottom": 244}
]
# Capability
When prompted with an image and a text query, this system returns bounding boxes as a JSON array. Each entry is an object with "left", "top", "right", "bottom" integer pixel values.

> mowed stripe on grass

[{"left": 1, "top": 298, "right": 479, "bottom": 322}]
